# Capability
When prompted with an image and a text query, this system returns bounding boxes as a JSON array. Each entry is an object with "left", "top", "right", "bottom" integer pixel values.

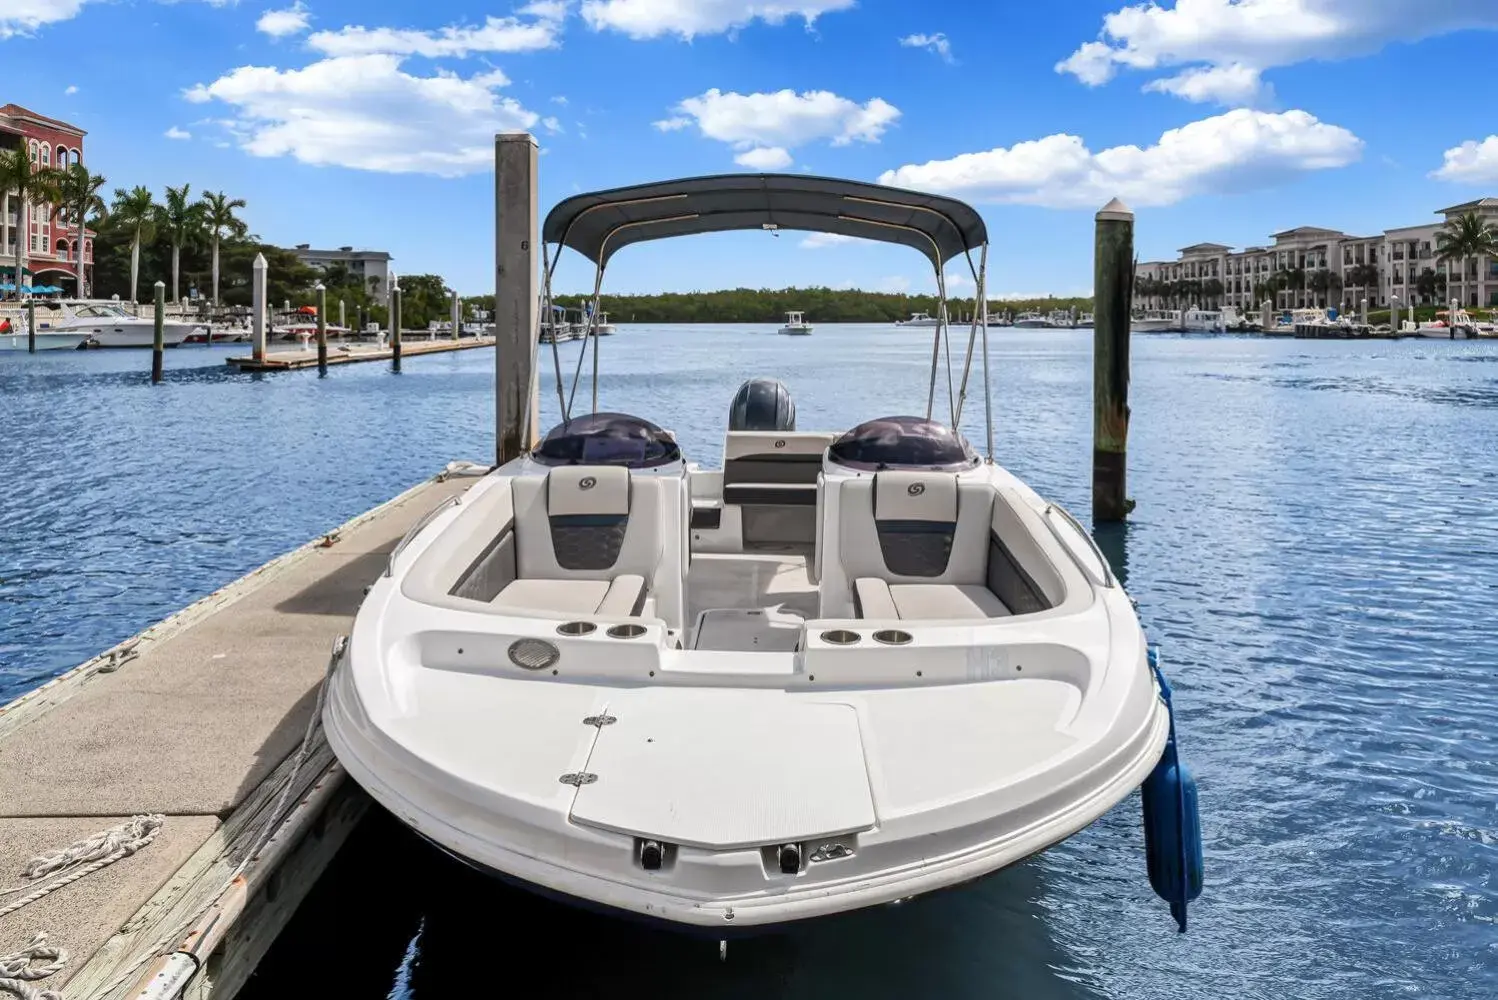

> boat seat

[
  {"left": 838, "top": 470, "right": 1014, "bottom": 621},
  {"left": 722, "top": 431, "right": 833, "bottom": 547},
  {"left": 494, "top": 466, "right": 664, "bottom": 617}
]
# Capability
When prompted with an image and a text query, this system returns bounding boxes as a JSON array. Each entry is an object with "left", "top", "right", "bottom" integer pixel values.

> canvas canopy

[{"left": 543, "top": 173, "right": 988, "bottom": 270}]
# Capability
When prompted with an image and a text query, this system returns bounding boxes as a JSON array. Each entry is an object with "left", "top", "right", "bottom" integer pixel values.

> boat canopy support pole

[
  {"left": 589, "top": 264, "right": 605, "bottom": 414},
  {"left": 978, "top": 244, "right": 994, "bottom": 461},
  {"left": 925, "top": 264, "right": 944, "bottom": 422},
  {"left": 496, "top": 132, "right": 540, "bottom": 464},
  {"left": 1093, "top": 197, "right": 1135, "bottom": 522}
]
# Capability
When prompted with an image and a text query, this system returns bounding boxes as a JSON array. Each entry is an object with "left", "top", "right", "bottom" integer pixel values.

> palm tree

[
  {"left": 0, "top": 143, "right": 55, "bottom": 298},
  {"left": 55, "top": 163, "right": 107, "bottom": 297},
  {"left": 111, "top": 185, "right": 157, "bottom": 303},
  {"left": 200, "top": 190, "right": 247, "bottom": 307},
  {"left": 157, "top": 183, "right": 205, "bottom": 303},
  {"left": 1202, "top": 278, "right": 1224, "bottom": 309},
  {"left": 1435, "top": 211, "right": 1498, "bottom": 306}
]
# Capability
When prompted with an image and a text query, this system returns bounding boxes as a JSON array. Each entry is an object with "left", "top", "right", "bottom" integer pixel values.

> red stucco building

[{"left": 0, "top": 104, "right": 92, "bottom": 294}]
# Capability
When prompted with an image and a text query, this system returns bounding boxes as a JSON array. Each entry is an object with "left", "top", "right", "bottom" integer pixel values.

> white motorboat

[
  {"left": 0, "top": 317, "right": 90, "bottom": 350},
  {"left": 591, "top": 311, "right": 616, "bottom": 336},
  {"left": 30, "top": 301, "right": 199, "bottom": 347},
  {"left": 1418, "top": 309, "right": 1477, "bottom": 339},
  {"left": 325, "top": 172, "right": 1200, "bottom": 936},
  {"left": 1130, "top": 310, "right": 1180, "bottom": 333},
  {"left": 1013, "top": 311, "right": 1050, "bottom": 328},
  {"left": 896, "top": 311, "right": 941, "bottom": 327},
  {"left": 778, "top": 310, "right": 813, "bottom": 336},
  {"left": 1181, "top": 308, "right": 1225, "bottom": 333}
]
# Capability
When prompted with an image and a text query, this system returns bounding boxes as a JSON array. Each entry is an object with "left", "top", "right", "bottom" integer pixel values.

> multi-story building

[
  {"left": 290, "top": 244, "right": 393, "bottom": 298},
  {"left": 1134, "top": 197, "right": 1498, "bottom": 313},
  {"left": 0, "top": 104, "right": 92, "bottom": 295}
]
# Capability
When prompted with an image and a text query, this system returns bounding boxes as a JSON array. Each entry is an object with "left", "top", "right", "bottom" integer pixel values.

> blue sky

[{"left": 7, "top": 0, "right": 1498, "bottom": 297}]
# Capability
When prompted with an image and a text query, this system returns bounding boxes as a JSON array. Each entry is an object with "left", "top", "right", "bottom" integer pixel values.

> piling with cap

[
  {"left": 1093, "top": 198, "right": 1135, "bottom": 522},
  {"left": 338, "top": 298, "right": 346, "bottom": 332},
  {"left": 1261, "top": 299, "right": 1272, "bottom": 333},
  {"left": 451, "top": 290, "right": 461, "bottom": 341},
  {"left": 151, "top": 281, "right": 165, "bottom": 383},
  {"left": 26, "top": 298, "right": 35, "bottom": 354},
  {"left": 251, "top": 253, "right": 268, "bottom": 363},
  {"left": 390, "top": 285, "right": 403, "bottom": 369},
  {"left": 315, "top": 282, "right": 328, "bottom": 374}
]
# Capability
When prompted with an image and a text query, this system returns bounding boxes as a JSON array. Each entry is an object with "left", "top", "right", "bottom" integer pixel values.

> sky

[{"left": 7, "top": 0, "right": 1498, "bottom": 297}]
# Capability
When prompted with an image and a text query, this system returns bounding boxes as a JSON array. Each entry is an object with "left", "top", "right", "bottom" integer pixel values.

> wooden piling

[
  {"left": 26, "top": 298, "right": 35, "bottom": 354},
  {"left": 151, "top": 281, "right": 165, "bottom": 383},
  {"left": 390, "top": 285, "right": 403, "bottom": 370},
  {"left": 251, "top": 253, "right": 268, "bottom": 364},
  {"left": 338, "top": 299, "right": 345, "bottom": 332},
  {"left": 451, "top": 289, "right": 461, "bottom": 341},
  {"left": 495, "top": 133, "right": 539, "bottom": 465},
  {"left": 1093, "top": 198, "right": 1135, "bottom": 522},
  {"left": 315, "top": 282, "right": 328, "bottom": 374}
]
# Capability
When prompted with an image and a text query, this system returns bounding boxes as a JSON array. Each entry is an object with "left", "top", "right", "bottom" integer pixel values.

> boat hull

[
  {"left": 0, "top": 331, "right": 90, "bottom": 351},
  {"left": 82, "top": 322, "right": 197, "bottom": 347},
  {"left": 1129, "top": 320, "right": 1177, "bottom": 333},
  {"left": 778, "top": 326, "right": 813, "bottom": 335}
]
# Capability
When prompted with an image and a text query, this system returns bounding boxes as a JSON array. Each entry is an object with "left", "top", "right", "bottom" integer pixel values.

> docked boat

[
  {"left": 0, "top": 317, "right": 90, "bottom": 350},
  {"left": 1181, "top": 308, "right": 1225, "bottom": 333},
  {"left": 1418, "top": 309, "right": 1477, "bottom": 339},
  {"left": 1012, "top": 311, "right": 1050, "bottom": 328},
  {"left": 778, "top": 310, "right": 813, "bottom": 336},
  {"left": 590, "top": 311, "right": 616, "bottom": 336},
  {"left": 895, "top": 311, "right": 941, "bottom": 327},
  {"left": 28, "top": 300, "right": 200, "bottom": 347},
  {"left": 1129, "top": 309, "right": 1180, "bottom": 333},
  {"left": 325, "top": 172, "right": 1200, "bottom": 936}
]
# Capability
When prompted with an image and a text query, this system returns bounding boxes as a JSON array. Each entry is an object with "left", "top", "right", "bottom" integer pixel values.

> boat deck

[
  {"left": 0, "top": 472, "right": 472, "bottom": 999},
  {"left": 685, "top": 551, "right": 819, "bottom": 648}
]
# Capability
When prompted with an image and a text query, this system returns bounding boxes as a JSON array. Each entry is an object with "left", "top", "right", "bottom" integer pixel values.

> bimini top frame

[{"left": 537, "top": 172, "right": 995, "bottom": 459}]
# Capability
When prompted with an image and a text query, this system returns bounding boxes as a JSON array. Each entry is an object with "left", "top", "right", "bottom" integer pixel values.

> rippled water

[{"left": 3, "top": 327, "right": 1495, "bottom": 999}]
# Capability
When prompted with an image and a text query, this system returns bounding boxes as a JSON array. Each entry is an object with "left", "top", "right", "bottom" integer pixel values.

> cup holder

[
  {"left": 557, "top": 621, "right": 596, "bottom": 637},
  {"left": 872, "top": 629, "right": 913, "bottom": 646},
  {"left": 606, "top": 623, "right": 647, "bottom": 640},
  {"left": 820, "top": 629, "right": 861, "bottom": 646}
]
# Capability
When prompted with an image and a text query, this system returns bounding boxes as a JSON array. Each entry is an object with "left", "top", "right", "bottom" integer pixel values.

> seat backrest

[
  {"left": 835, "top": 471, "right": 993, "bottom": 585},
  {"left": 511, "top": 466, "right": 664, "bottom": 582},
  {"left": 722, "top": 431, "right": 834, "bottom": 547}
]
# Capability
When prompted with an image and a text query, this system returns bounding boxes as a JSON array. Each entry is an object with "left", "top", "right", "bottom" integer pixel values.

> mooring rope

[
  {"left": 0, "top": 815, "right": 164, "bottom": 920},
  {"left": 0, "top": 933, "right": 67, "bottom": 1000}
]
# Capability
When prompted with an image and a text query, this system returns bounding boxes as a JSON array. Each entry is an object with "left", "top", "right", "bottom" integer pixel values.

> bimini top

[{"left": 543, "top": 173, "right": 988, "bottom": 269}]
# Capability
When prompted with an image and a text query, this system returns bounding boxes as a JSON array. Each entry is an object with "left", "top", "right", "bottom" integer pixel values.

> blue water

[{"left": 3, "top": 327, "right": 1495, "bottom": 999}]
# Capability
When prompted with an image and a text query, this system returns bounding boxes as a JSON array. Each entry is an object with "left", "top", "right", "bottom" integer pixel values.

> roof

[
  {"left": 543, "top": 173, "right": 988, "bottom": 268},
  {"left": 1271, "top": 225, "right": 1346, "bottom": 240},
  {"left": 0, "top": 104, "right": 85, "bottom": 137},
  {"left": 1436, "top": 197, "right": 1498, "bottom": 215},
  {"left": 1177, "top": 242, "right": 1232, "bottom": 254},
  {"left": 291, "top": 247, "right": 392, "bottom": 260}
]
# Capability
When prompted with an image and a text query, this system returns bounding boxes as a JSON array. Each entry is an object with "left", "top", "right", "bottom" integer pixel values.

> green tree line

[{"left": 461, "top": 287, "right": 1094, "bottom": 323}]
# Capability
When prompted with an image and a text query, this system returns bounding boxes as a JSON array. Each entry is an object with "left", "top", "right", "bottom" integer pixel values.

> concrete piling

[
  {"left": 1261, "top": 299, "right": 1273, "bottom": 333},
  {"left": 495, "top": 132, "right": 540, "bottom": 465},
  {"left": 1093, "top": 198, "right": 1135, "bottom": 522},
  {"left": 251, "top": 253, "right": 268, "bottom": 364},
  {"left": 151, "top": 281, "right": 165, "bottom": 383},
  {"left": 338, "top": 299, "right": 345, "bottom": 332},
  {"left": 315, "top": 282, "right": 328, "bottom": 375}
]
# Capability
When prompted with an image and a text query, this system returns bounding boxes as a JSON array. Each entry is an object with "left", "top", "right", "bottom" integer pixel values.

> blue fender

[{"left": 1141, "top": 646, "right": 1203, "bottom": 932}]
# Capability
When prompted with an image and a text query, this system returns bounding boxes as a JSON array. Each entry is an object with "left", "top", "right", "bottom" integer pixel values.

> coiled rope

[{"left": 0, "top": 933, "right": 66, "bottom": 1000}]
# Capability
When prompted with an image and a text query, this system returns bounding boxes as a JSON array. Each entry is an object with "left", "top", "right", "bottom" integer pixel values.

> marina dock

[
  {"left": 0, "top": 471, "right": 476, "bottom": 999},
  {"left": 226, "top": 336, "right": 495, "bottom": 372}
]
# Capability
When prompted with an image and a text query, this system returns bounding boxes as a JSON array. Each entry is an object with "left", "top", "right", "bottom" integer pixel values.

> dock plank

[
  {"left": 226, "top": 336, "right": 494, "bottom": 371},
  {"left": 0, "top": 470, "right": 480, "bottom": 996}
]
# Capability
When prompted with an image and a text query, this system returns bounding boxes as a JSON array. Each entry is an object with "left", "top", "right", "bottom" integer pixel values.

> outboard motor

[{"left": 729, "top": 378, "right": 796, "bottom": 432}]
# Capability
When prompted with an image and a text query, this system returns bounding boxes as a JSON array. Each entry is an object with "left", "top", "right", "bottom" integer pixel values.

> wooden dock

[
  {"left": 0, "top": 470, "right": 478, "bottom": 1000},
  {"left": 226, "top": 336, "right": 495, "bottom": 371}
]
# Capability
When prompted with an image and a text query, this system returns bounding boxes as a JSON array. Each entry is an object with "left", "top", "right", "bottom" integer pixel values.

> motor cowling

[{"left": 729, "top": 378, "right": 796, "bottom": 432}]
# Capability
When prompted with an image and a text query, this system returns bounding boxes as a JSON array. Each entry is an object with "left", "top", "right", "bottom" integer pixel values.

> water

[{"left": 2, "top": 327, "right": 1495, "bottom": 999}]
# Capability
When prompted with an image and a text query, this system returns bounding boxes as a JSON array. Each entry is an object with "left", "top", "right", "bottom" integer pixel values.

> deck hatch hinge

[
  {"left": 558, "top": 772, "right": 598, "bottom": 786},
  {"left": 582, "top": 714, "right": 617, "bottom": 728}
]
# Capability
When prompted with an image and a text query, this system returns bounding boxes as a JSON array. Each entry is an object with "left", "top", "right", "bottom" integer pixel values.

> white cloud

[
  {"left": 877, "top": 275, "right": 911, "bottom": 294},
  {"left": 800, "top": 232, "right": 854, "bottom": 248},
  {"left": 1432, "top": 136, "right": 1498, "bottom": 183},
  {"left": 1058, "top": 0, "right": 1498, "bottom": 107},
  {"left": 551, "top": 94, "right": 568, "bottom": 105},
  {"left": 164, "top": 126, "right": 192, "bottom": 140},
  {"left": 307, "top": 7, "right": 565, "bottom": 57},
  {"left": 64, "top": 84, "right": 78, "bottom": 95},
  {"left": 257, "top": 2, "right": 310, "bottom": 37},
  {"left": 184, "top": 54, "right": 539, "bottom": 176},
  {"left": 0, "top": 0, "right": 87, "bottom": 38},
  {"left": 899, "top": 32, "right": 953, "bottom": 63},
  {"left": 1142, "top": 62, "right": 1265, "bottom": 105},
  {"left": 581, "top": 0, "right": 854, "bottom": 39},
  {"left": 541, "top": 115, "right": 563, "bottom": 133},
  {"left": 878, "top": 108, "right": 1362, "bottom": 209},
  {"left": 734, "top": 145, "right": 792, "bottom": 169},
  {"left": 655, "top": 89, "right": 900, "bottom": 166}
]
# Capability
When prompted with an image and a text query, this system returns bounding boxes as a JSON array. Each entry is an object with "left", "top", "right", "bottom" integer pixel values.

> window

[
  {"left": 55, "top": 144, "right": 66, "bottom": 166},
  {"left": 28, "top": 141, "right": 37, "bottom": 162},
  {"left": 40, "top": 145, "right": 49, "bottom": 167},
  {"left": 56, "top": 239, "right": 68, "bottom": 261}
]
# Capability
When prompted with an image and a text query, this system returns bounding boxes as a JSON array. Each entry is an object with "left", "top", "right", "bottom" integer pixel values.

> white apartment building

[
  {"left": 289, "top": 244, "right": 393, "bottom": 298},
  {"left": 1135, "top": 198, "right": 1498, "bottom": 312}
]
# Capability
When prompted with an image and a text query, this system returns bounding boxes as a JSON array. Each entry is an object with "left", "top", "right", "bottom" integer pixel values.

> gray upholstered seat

[{"left": 490, "top": 466, "right": 661, "bottom": 617}]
